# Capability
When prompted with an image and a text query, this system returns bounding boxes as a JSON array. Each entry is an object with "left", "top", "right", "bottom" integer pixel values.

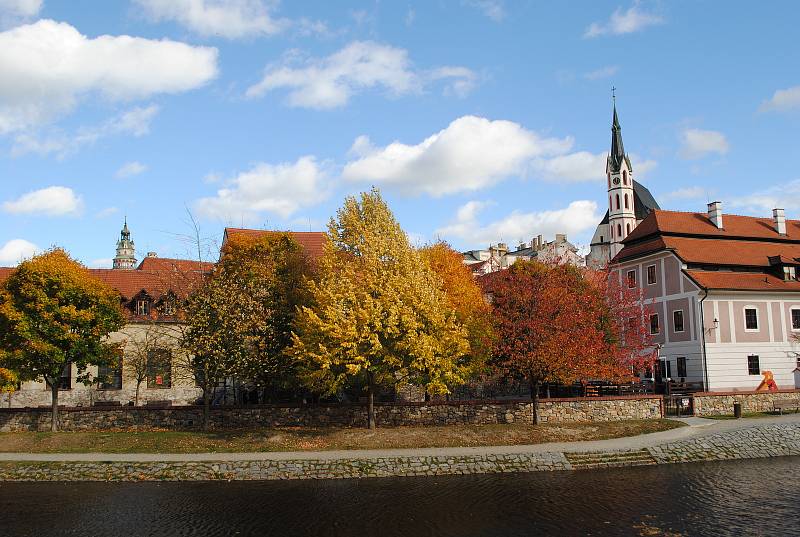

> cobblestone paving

[{"left": 0, "top": 423, "right": 797, "bottom": 481}]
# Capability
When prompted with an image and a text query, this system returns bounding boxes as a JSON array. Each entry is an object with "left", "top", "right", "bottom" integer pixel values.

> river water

[{"left": 1, "top": 457, "right": 798, "bottom": 536}]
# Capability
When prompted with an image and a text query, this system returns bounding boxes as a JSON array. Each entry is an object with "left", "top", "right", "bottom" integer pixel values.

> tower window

[
  {"left": 623, "top": 170, "right": 628, "bottom": 184},
  {"left": 616, "top": 194, "right": 620, "bottom": 210},
  {"left": 624, "top": 193, "right": 629, "bottom": 209},
  {"left": 617, "top": 224, "right": 622, "bottom": 238},
  {"left": 626, "top": 223, "right": 631, "bottom": 235}
]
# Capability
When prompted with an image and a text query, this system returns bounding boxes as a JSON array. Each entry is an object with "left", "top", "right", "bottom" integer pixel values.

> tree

[
  {"left": 120, "top": 323, "right": 178, "bottom": 406},
  {"left": 0, "top": 368, "right": 18, "bottom": 408},
  {"left": 0, "top": 249, "right": 124, "bottom": 431},
  {"left": 483, "top": 260, "right": 653, "bottom": 424},
  {"left": 419, "top": 241, "right": 494, "bottom": 378},
  {"left": 291, "top": 189, "right": 470, "bottom": 429}
]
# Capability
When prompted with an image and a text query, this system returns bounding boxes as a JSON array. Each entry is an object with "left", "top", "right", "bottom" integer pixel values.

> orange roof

[
  {"left": 685, "top": 270, "right": 800, "bottom": 291},
  {"left": 223, "top": 228, "right": 327, "bottom": 260},
  {"left": 137, "top": 256, "right": 214, "bottom": 273}
]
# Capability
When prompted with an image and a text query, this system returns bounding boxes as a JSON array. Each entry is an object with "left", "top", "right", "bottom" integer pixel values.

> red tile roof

[
  {"left": 685, "top": 270, "right": 800, "bottom": 291},
  {"left": 137, "top": 256, "right": 214, "bottom": 273},
  {"left": 223, "top": 228, "right": 327, "bottom": 260}
]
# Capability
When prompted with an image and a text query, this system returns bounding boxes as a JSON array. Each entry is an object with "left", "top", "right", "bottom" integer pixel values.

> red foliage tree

[{"left": 482, "top": 260, "right": 653, "bottom": 424}]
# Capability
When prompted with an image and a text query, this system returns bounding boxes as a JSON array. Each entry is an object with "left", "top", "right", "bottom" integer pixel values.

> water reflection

[{"left": 0, "top": 457, "right": 797, "bottom": 536}]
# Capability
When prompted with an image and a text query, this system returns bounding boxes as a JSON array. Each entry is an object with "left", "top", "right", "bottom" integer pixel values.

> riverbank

[{"left": 1, "top": 415, "right": 797, "bottom": 481}]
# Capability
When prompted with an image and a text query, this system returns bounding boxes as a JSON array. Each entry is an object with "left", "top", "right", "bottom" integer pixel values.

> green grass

[{"left": 0, "top": 419, "right": 685, "bottom": 454}]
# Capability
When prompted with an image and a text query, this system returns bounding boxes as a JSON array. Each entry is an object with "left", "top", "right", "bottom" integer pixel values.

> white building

[{"left": 462, "top": 235, "right": 581, "bottom": 276}]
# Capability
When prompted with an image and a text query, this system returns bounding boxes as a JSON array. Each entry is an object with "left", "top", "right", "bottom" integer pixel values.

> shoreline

[{"left": 1, "top": 416, "right": 798, "bottom": 481}]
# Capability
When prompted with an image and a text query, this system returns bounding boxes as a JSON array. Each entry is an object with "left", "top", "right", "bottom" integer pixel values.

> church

[{"left": 585, "top": 104, "right": 660, "bottom": 268}]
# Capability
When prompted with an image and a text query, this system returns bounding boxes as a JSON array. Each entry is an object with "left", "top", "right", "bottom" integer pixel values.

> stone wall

[
  {"left": 0, "top": 395, "right": 663, "bottom": 432},
  {"left": 694, "top": 389, "right": 800, "bottom": 416}
]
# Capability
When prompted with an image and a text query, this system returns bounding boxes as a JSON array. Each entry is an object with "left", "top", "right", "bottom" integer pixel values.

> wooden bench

[{"left": 773, "top": 398, "right": 800, "bottom": 414}]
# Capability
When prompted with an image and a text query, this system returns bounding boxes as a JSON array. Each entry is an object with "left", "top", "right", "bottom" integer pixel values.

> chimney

[
  {"left": 537, "top": 234, "right": 543, "bottom": 249},
  {"left": 146, "top": 251, "right": 158, "bottom": 258},
  {"left": 707, "top": 201, "right": 723, "bottom": 229},
  {"left": 555, "top": 233, "right": 566, "bottom": 244},
  {"left": 773, "top": 208, "right": 787, "bottom": 235}
]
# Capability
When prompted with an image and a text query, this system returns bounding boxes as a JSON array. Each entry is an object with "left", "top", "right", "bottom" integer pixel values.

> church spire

[{"left": 608, "top": 97, "right": 631, "bottom": 173}]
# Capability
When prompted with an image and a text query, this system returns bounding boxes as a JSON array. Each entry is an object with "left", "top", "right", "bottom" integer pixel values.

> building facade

[
  {"left": 613, "top": 203, "right": 800, "bottom": 392},
  {"left": 462, "top": 234, "right": 581, "bottom": 276}
]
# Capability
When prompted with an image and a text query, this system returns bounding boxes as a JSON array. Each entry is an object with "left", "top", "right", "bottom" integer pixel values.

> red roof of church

[{"left": 223, "top": 228, "right": 327, "bottom": 260}]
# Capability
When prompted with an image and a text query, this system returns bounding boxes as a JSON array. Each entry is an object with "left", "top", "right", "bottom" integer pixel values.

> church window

[
  {"left": 615, "top": 195, "right": 620, "bottom": 210},
  {"left": 626, "top": 223, "right": 631, "bottom": 235},
  {"left": 623, "top": 170, "right": 628, "bottom": 184},
  {"left": 624, "top": 194, "right": 629, "bottom": 209},
  {"left": 617, "top": 224, "right": 622, "bottom": 237}
]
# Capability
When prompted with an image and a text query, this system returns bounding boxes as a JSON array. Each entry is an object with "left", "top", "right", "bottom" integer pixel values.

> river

[{"left": 1, "top": 457, "right": 798, "bottom": 536}]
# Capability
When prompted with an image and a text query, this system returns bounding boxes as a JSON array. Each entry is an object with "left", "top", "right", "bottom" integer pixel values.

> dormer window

[
  {"left": 136, "top": 299, "right": 150, "bottom": 316},
  {"left": 784, "top": 266, "right": 796, "bottom": 281}
]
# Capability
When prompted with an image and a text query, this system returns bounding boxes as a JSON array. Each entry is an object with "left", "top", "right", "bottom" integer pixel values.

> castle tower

[
  {"left": 606, "top": 103, "right": 636, "bottom": 260},
  {"left": 112, "top": 218, "right": 137, "bottom": 270}
]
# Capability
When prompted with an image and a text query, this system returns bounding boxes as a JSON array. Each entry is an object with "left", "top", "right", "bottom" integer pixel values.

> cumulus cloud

[
  {"left": 12, "top": 105, "right": 160, "bottom": 158},
  {"left": 246, "top": 41, "right": 476, "bottom": 108},
  {"left": 133, "top": 0, "right": 290, "bottom": 39},
  {"left": 759, "top": 85, "right": 800, "bottom": 113},
  {"left": 533, "top": 151, "right": 656, "bottom": 183},
  {"left": 0, "top": 0, "right": 41, "bottom": 26},
  {"left": 584, "top": 2, "right": 664, "bottom": 38},
  {"left": 463, "top": 0, "right": 505, "bottom": 22},
  {"left": 0, "top": 238, "right": 38, "bottom": 265},
  {"left": 115, "top": 161, "right": 148, "bottom": 179},
  {"left": 2, "top": 186, "right": 83, "bottom": 216},
  {"left": 729, "top": 179, "right": 800, "bottom": 214},
  {"left": 584, "top": 65, "right": 619, "bottom": 80},
  {"left": 437, "top": 200, "right": 600, "bottom": 245},
  {"left": 0, "top": 20, "right": 217, "bottom": 134},
  {"left": 679, "top": 128, "right": 729, "bottom": 160},
  {"left": 661, "top": 186, "right": 710, "bottom": 202},
  {"left": 195, "top": 156, "right": 331, "bottom": 220}
]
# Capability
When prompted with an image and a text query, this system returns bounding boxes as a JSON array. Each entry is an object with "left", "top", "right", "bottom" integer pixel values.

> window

[
  {"left": 792, "top": 308, "right": 800, "bottom": 331},
  {"left": 615, "top": 194, "right": 620, "bottom": 210},
  {"left": 677, "top": 357, "right": 687, "bottom": 379},
  {"left": 673, "top": 310, "right": 685, "bottom": 333},
  {"left": 627, "top": 270, "right": 637, "bottom": 288},
  {"left": 626, "top": 223, "right": 631, "bottom": 235},
  {"left": 600, "top": 235, "right": 604, "bottom": 243},
  {"left": 98, "top": 360, "right": 122, "bottom": 390},
  {"left": 623, "top": 170, "right": 628, "bottom": 184},
  {"left": 147, "top": 349, "right": 172, "bottom": 389},
  {"left": 744, "top": 307, "right": 758, "bottom": 330},
  {"left": 647, "top": 265, "right": 657, "bottom": 285},
  {"left": 161, "top": 297, "right": 175, "bottom": 316},
  {"left": 617, "top": 223, "right": 622, "bottom": 238},
  {"left": 747, "top": 355, "right": 760, "bottom": 376},
  {"left": 59, "top": 362, "right": 72, "bottom": 390},
  {"left": 624, "top": 193, "right": 629, "bottom": 209},
  {"left": 650, "top": 313, "right": 660, "bottom": 335},
  {"left": 658, "top": 359, "right": 671, "bottom": 379},
  {"left": 136, "top": 299, "right": 150, "bottom": 316},
  {"left": 783, "top": 266, "right": 797, "bottom": 281}
]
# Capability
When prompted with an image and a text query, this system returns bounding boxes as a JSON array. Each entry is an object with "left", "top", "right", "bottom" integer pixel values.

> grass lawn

[{"left": 0, "top": 419, "right": 684, "bottom": 454}]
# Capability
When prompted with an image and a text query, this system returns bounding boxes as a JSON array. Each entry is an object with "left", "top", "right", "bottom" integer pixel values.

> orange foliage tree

[
  {"left": 419, "top": 242, "right": 494, "bottom": 377},
  {"left": 482, "top": 260, "right": 653, "bottom": 424}
]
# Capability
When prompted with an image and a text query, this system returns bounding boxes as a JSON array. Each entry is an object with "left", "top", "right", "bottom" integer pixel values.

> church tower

[
  {"left": 606, "top": 103, "right": 636, "bottom": 260},
  {"left": 113, "top": 218, "right": 137, "bottom": 270}
]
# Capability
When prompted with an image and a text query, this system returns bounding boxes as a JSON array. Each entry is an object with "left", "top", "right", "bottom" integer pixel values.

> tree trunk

[
  {"left": 134, "top": 381, "right": 141, "bottom": 406},
  {"left": 530, "top": 380, "right": 541, "bottom": 426},
  {"left": 202, "top": 385, "right": 211, "bottom": 431},
  {"left": 50, "top": 382, "right": 59, "bottom": 432},
  {"left": 367, "top": 372, "right": 376, "bottom": 430}
]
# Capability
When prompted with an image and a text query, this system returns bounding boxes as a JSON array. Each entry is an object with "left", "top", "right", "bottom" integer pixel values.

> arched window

[
  {"left": 616, "top": 194, "right": 620, "bottom": 210},
  {"left": 624, "top": 193, "right": 629, "bottom": 209},
  {"left": 623, "top": 170, "right": 628, "bottom": 184},
  {"left": 617, "top": 224, "right": 622, "bottom": 237},
  {"left": 626, "top": 223, "right": 631, "bottom": 235}
]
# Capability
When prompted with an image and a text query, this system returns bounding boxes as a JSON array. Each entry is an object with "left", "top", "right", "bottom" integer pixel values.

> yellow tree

[
  {"left": 419, "top": 241, "right": 494, "bottom": 376},
  {"left": 0, "top": 249, "right": 124, "bottom": 431},
  {"left": 0, "top": 368, "right": 18, "bottom": 408},
  {"left": 291, "top": 189, "right": 470, "bottom": 429}
]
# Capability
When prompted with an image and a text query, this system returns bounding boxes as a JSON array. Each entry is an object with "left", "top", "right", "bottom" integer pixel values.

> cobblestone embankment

[{"left": 0, "top": 422, "right": 797, "bottom": 481}]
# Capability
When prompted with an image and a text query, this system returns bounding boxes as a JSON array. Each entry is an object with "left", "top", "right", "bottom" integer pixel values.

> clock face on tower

[{"left": 612, "top": 176, "right": 621, "bottom": 185}]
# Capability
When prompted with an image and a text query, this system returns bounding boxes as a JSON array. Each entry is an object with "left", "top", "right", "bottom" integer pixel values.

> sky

[{"left": 1, "top": 0, "right": 799, "bottom": 267}]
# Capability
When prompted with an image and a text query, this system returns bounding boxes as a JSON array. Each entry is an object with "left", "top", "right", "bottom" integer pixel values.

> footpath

[{"left": 0, "top": 415, "right": 798, "bottom": 481}]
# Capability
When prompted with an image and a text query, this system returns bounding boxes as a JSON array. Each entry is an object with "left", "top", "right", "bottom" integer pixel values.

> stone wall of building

[
  {"left": 0, "top": 395, "right": 664, "bottom": 432},
  {"left": 693, "top": 389, "right": 800, "bottom": 416},
  {"left": 3, "top": 385, "right": 202, "bottom": 408}
]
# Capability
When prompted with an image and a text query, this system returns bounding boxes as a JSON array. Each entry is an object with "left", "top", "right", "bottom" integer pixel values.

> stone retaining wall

[
  {"left": 693, "top": 390, "right": 800, "bottom": 416},
  {"left": 0, "top": 395, "right": 663, "bottom": 432}
]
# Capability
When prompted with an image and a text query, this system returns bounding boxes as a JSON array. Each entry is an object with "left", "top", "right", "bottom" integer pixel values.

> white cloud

[
  {"left": 95, "top": 207, "right": 119, "bottom": 219},
  {"left": 730, "top": 179, "right": 800, "bottom": 214},
  {"left": 0, "top": 0, "right": 40, "bottom": 25},
  {"left": 195, "top": 156, "right": 331, "bottom": 220},
  {"left": 12, "top": 105, "right": 160, "bottom": 158},
  {"left": 0, "top": 238, "right": 38, "bottom": 265},
  {"left": 533, "top": 151, "right": 657, "bottom": 183},
  {"left": 437, "top": 200, "right": 600, "bottom": 245},
  {"left": 661, "top": 186, "right": 710, "bottom": 202},
  {"left": 133, "top": 0, "right": 289, "bottom": 39},
  {"left": 89, "top": 258, "right": 114, "bottom": 268},
  {"left": 245, "top": 41, "right": 476, "bottom": 108},
  {"left": 115, "top": 161, "right": 148, "bottom": 179},
  {"left": 3, "top": 186, "right": 83, "bottom": 216},
  {"left": 464, "top": 0, "right": 505, "bottom": 22},
  {"left": 584, "top": 3, "right": 664, "bottom": 38},
  {"left": 584, "top": 65, "right": 619, "bottom": 80},
  {"left": 759, "top": 85, "right": 800, "bottom": 113},
  {"left": 679, "top": 128, "right": 729, "bottom": 160},
  {"left": 0, "top": 20, "right": 217, "bottom": 134}
]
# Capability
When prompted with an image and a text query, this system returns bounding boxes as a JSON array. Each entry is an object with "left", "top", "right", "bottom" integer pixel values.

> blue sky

[{"left": 1, "top": 0, "right": 799, "bottom": 266}]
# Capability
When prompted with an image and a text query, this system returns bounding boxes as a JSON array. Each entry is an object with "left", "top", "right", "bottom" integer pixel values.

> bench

[{"left": 773, "top": 398, "right": 800, "bottom": 414}]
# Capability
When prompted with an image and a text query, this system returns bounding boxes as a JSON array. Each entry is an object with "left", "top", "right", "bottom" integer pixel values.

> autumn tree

[
  {"left": 291, "top": 189, "right": 470, "bottom": 429},
  {"left": 483, "top": 260, "right": 653, "bottom": 424},
  {"left": 120, "top": 323, "right": 180, "bottom": 406},
  {"left": 0, "top": 368, "right": 18, "bottom": 408},
  {"left": 0, "top": 249, "right": 124, "bottom": 431},
  {"left": 419, "top": 241, "right": 494, "bottom": 377}
]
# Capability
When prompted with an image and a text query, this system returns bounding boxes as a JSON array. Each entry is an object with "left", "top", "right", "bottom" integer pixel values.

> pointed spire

[{"left": 608, "top": 96, "right": 630, "bottom": 173}]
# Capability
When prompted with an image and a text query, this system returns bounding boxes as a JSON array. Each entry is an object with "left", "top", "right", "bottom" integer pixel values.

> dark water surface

[{"left": 1, "top": 457, "right": 798, "bottom": 536}]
